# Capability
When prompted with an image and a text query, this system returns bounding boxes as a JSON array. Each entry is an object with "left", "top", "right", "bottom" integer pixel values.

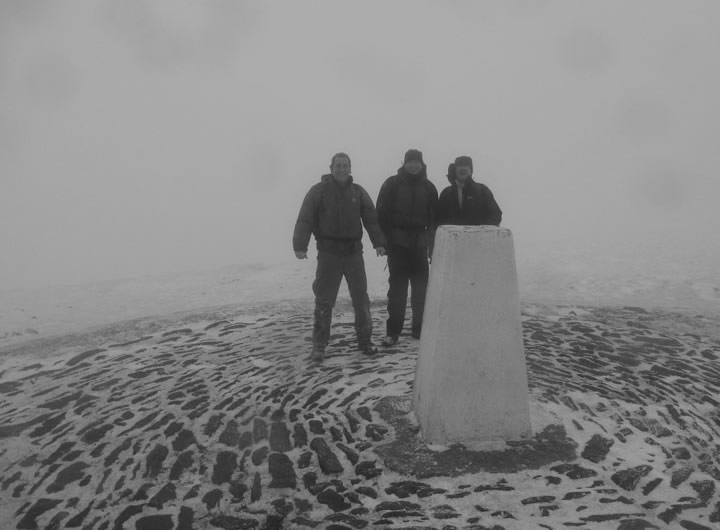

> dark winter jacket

[
  {"left": 293, "top": 174, "right": 386, "bottom": 254},
  {"left": 376, "top": 167, "right": 438, "bottom": 249},
  {"left": 436, "top": 173, "right": 502, "bottom": 227}
]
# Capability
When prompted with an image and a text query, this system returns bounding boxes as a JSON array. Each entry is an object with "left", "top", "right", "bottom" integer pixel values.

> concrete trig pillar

[{"left": 412, "top": 225, "right": 531, "bottom": 448}]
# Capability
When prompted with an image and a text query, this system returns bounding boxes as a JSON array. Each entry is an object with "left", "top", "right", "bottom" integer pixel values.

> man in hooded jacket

[
  {"left": 437, "top": 156, "right": 502, "bottom": 227},
  {"left": 376, "top": 149, "right": 438, "bottom": 345},
  {"left": 293, "top": 152, "right": 387, "bottom": 362}
]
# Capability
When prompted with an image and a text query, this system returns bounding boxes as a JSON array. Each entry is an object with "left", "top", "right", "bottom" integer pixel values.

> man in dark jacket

[
  {"left": 293, "top": 152, "right": 387, "bottom": 362},
  {"left": 437, "top": 156, "right": 502, "bottom": 226},
  {"left": 376, "top": 149, "right": 438, "bottom": 345}
]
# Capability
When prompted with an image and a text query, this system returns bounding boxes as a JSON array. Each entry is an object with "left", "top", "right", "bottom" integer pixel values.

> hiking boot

[
  {"left": 359, "top": 342, "right": 378, "bottom": 356},
  {"left": 382, "top": 335, "right": 399, "bottom": 347},
  {"left": 310, "top": 346, "right": 325, "bottom": 362}
]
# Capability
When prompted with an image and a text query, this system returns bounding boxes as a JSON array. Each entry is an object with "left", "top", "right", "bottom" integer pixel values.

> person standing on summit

[
  {"left": 293, "top": 152, "right": 387, "bottom": 362},
  {"left": 376, "top": 149, "right": 438, "bottom": 346},
  {"left": 437, "top": 156, "right": 502, "bottom": 227}
]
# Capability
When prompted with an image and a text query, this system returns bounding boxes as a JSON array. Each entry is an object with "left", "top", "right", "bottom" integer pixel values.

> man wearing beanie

[
  {"left": 436, "top": 155, "right": 502, "bottom": 227},
  {"left": 293, "top": 152, "right": 387, "bottom": 362},
  {"left": 376, "top": 149, "right": 438, "bottom": 345}
]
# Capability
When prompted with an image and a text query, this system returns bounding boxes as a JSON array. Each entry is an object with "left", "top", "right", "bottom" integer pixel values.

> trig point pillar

[{"left": 412, "top": 225, "right": 531, "bottom": 448}]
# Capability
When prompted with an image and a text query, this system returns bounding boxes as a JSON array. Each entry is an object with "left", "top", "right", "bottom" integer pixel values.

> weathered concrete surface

[{"left": 413, "top": 226, "right": 532, "bottom": 447}]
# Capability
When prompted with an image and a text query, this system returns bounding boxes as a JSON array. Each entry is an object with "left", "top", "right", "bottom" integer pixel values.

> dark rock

[
  {"left": 294, "top": 424, "right": 308, "bottom": 447},
  {"left": 317, "top": 488, "right": 351, "bottom": 512},
  {"left": 204, "top": 414, "right": 224, "bottom": 436},
  {"left": 144, "top": 444, "right": 169, "bottom": 478},
  {"left": 251, "top": 446, "right": 269, "bottom": 466},
  {"left": 46, "top": 462, "right": 89, "bottom": 493},
  {"left": 581, "top": 434, "right": 614, "bottom": 463},
  {"left": 310, "top": 437, "right": 343, "bottom": 474},
  {"left": 202, "top": 488, "right": 224, "bottom": 510},
  {"left": 298, "top": 451, "right": 313, "bottom": 469},
  {"left": 65, "top": 502, "right": 93, "bottom": 527},
  {"left": 251, "top": 472, "right": 262, "bottom": 503},
  {"left": 329, "top": 426, "right": 344, "bottom": 442},
  {"left": 336, "top": 443, "right": 359, "bottom": 465},
  {"left": 521, "top": 496, "right": 555, "bottom": 505},
  {"left": 365, "top": 424, "right": 388, "bottom": 441},
  {"left": 16, "top": 498, "right": 63, "bottom": 529},
  {"left": 642, "top": 477, "right": 663, "bottom": 495},
  {"left": 173, "top": 429, "right": 197, "bottom": 452},
  {"left": 672, "top": 447, "right": 692, "bottom": 460},
  {"left": 148, "top": 482, "right": 176, "bottom": 508},
  {"left": 355, "top": 486, "right": 378, "bottom": 499},
  {"left": 325, "top": 512, "right": 368, "bottom": 528},
  {"left": 113, "top": 504, "right": 144, "bottom": 529},
  {"left": 169, "top": 450, "right": 194, "bottom": 481},
  {"left": 356, "top": 407, "right": 372, "bottom": 422},
  {"left": 432, "top": 504, "right": 460, "bottom": 519},
  {"left": 229, "top": 481, "right": 248, "bottom": 501},
  {"left": 212, "top": 451, "right": 237, "bottom": 485},
  {"left": 611, "top": 465, "right": 653, "bottom": 491},
  {"left": 690, "top": 480, "right": 715, "bottom": 503},
  {"left": 270, "top": 422, "right": 292, "bottom": 452},
  {"left": 309, "top": 420, "right": 325, "bottom": 435},
  {"left": 178, "top": 506, "right": 194, "bottom": 530},
  {"left": 375, "top": 501, "right": 422, "bottom": 512},
  {"left": 269, "top": 453, "right": 296, "bottom": 488},
  {"left": 238, "top": 431, "right": 254, "bottom": 450},
  {"left": 219, "top": 420, "right": 240, "bottom": 446},
  {"left": 135, "top": 514, "right": 174, "bottom": 530},
  {"left": 550, "top": 463, "right": 597, "bottom": 480},
  {"left": 671, "top": 466, "right": 694, "bottom": 488},
  {"left": 271, "top": 497, "right": 294, "bottom": 517},
  {"left": 355, "top": 461, "right": 381, "bottom": 479},
  {"left": 678, "top": 521, "right": 713, "bottom": 530},
  {"left": 385, "top": 480, "right": 432, "bottom": 498},
  {"left": 253, "top": 418, "right": 268, "bottom": 442}
]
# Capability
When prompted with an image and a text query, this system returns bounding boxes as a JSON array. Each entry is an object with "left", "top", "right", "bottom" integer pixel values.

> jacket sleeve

[
  {"left": 427, "top": 182, "right": 439, "bottom": 254},
  {"left": 483, "top": 186, "right": 502, "bottom": 226},
  {"left": 359, "top": 186, "right": 387, "bottom": 249},
  {"left": 375, "top": 178, "right": 393, "bottom": 237},
  {"left": 292, "top": 186, "right": 319, "bottom": 252}
]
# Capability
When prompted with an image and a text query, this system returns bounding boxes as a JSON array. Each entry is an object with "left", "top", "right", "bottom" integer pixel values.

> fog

[{"left": 2, "top": 0, "right": 719, "bottom": 290}]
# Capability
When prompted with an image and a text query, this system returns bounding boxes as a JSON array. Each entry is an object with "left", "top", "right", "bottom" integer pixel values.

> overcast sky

[{"left": 2, "top": 0, "right": 719, "bottom": 289}]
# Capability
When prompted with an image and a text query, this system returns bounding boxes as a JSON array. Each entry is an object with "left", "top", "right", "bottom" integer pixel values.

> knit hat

[
  {"left": 454, "top": 155, "right": 473, "bottom": 171},
  {"left": 404, "top": 149, "right": 424, "bottom": 165}
]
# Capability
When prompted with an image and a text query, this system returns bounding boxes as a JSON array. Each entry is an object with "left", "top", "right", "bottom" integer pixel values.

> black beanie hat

[
  {"left": 454, "top": 155, "right": 473, "bottom": 171},
  {"left": 404, "top": 149, "right": 424, "bottom": 165}
]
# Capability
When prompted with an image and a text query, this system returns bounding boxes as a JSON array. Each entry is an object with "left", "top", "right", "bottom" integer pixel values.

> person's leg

[
  {"left": 409, "top": 246, "right": 430, "bottom": 338},
  {"left": 385, "top": 246, "right": 410, "bottom": 341},
  {"left": 311, "top": 251, "right": 343, "bottom": 358},
  {"left": 343, "top": 251, "right": 375, "bottom": 352}
]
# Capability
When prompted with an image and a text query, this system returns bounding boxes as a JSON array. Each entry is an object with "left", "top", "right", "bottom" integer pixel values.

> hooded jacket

[
  {"left": 436, "top": 171, "right": 502, "bottom": 227},
  {"left": 376, "top": 167, "right": 438, "bottom": 249},
  {"left": 293, "top": 174, "right": 386, "bottom": 254}
]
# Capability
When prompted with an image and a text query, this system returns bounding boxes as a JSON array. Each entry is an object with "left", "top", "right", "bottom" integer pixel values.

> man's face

[
  {"left": 404, "top": 159, "right": 423, "bottom": 175},
  {"left": 455, "top": 164, "right": 472, "bottom": 183},
  {"left": 331, "top": 156, "right": 351, "bottom": 182}
]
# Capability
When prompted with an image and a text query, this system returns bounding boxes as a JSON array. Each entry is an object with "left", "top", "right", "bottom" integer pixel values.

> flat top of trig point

[{"left": 437, "top": 225, "right": 512, "bottom": 237}]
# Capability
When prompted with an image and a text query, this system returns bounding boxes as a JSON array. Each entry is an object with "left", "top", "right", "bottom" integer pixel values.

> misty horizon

[{"left": 2, "top": 1, "right": 719, "bottom": 291}]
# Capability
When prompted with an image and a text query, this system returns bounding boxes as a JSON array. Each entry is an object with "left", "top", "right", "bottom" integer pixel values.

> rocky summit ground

[{"left": 1, "top": 300, "right": 720, "bottom": 530}]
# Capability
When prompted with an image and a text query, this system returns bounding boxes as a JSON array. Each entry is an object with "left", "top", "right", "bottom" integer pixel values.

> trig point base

[{"left": 412, "top": 225, "right": 531, "bottom": 448}]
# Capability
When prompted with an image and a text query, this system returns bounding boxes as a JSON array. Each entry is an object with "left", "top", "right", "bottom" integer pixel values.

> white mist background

[{"left": 2, "top": 1, "right": 719, "bottom": 315}]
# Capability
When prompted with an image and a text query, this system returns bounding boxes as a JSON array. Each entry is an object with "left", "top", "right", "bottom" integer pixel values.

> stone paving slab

[{"left": 1, "top": 302, "right": 720, "bottom": 529}]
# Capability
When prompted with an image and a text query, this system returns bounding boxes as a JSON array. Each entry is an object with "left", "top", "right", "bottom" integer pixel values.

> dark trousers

[
  {"left": 312, "top": 250, "right": 372, "bottom": 349},
  {"left": 386, "top": 245, "right": 429, "bottom": 337}
]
